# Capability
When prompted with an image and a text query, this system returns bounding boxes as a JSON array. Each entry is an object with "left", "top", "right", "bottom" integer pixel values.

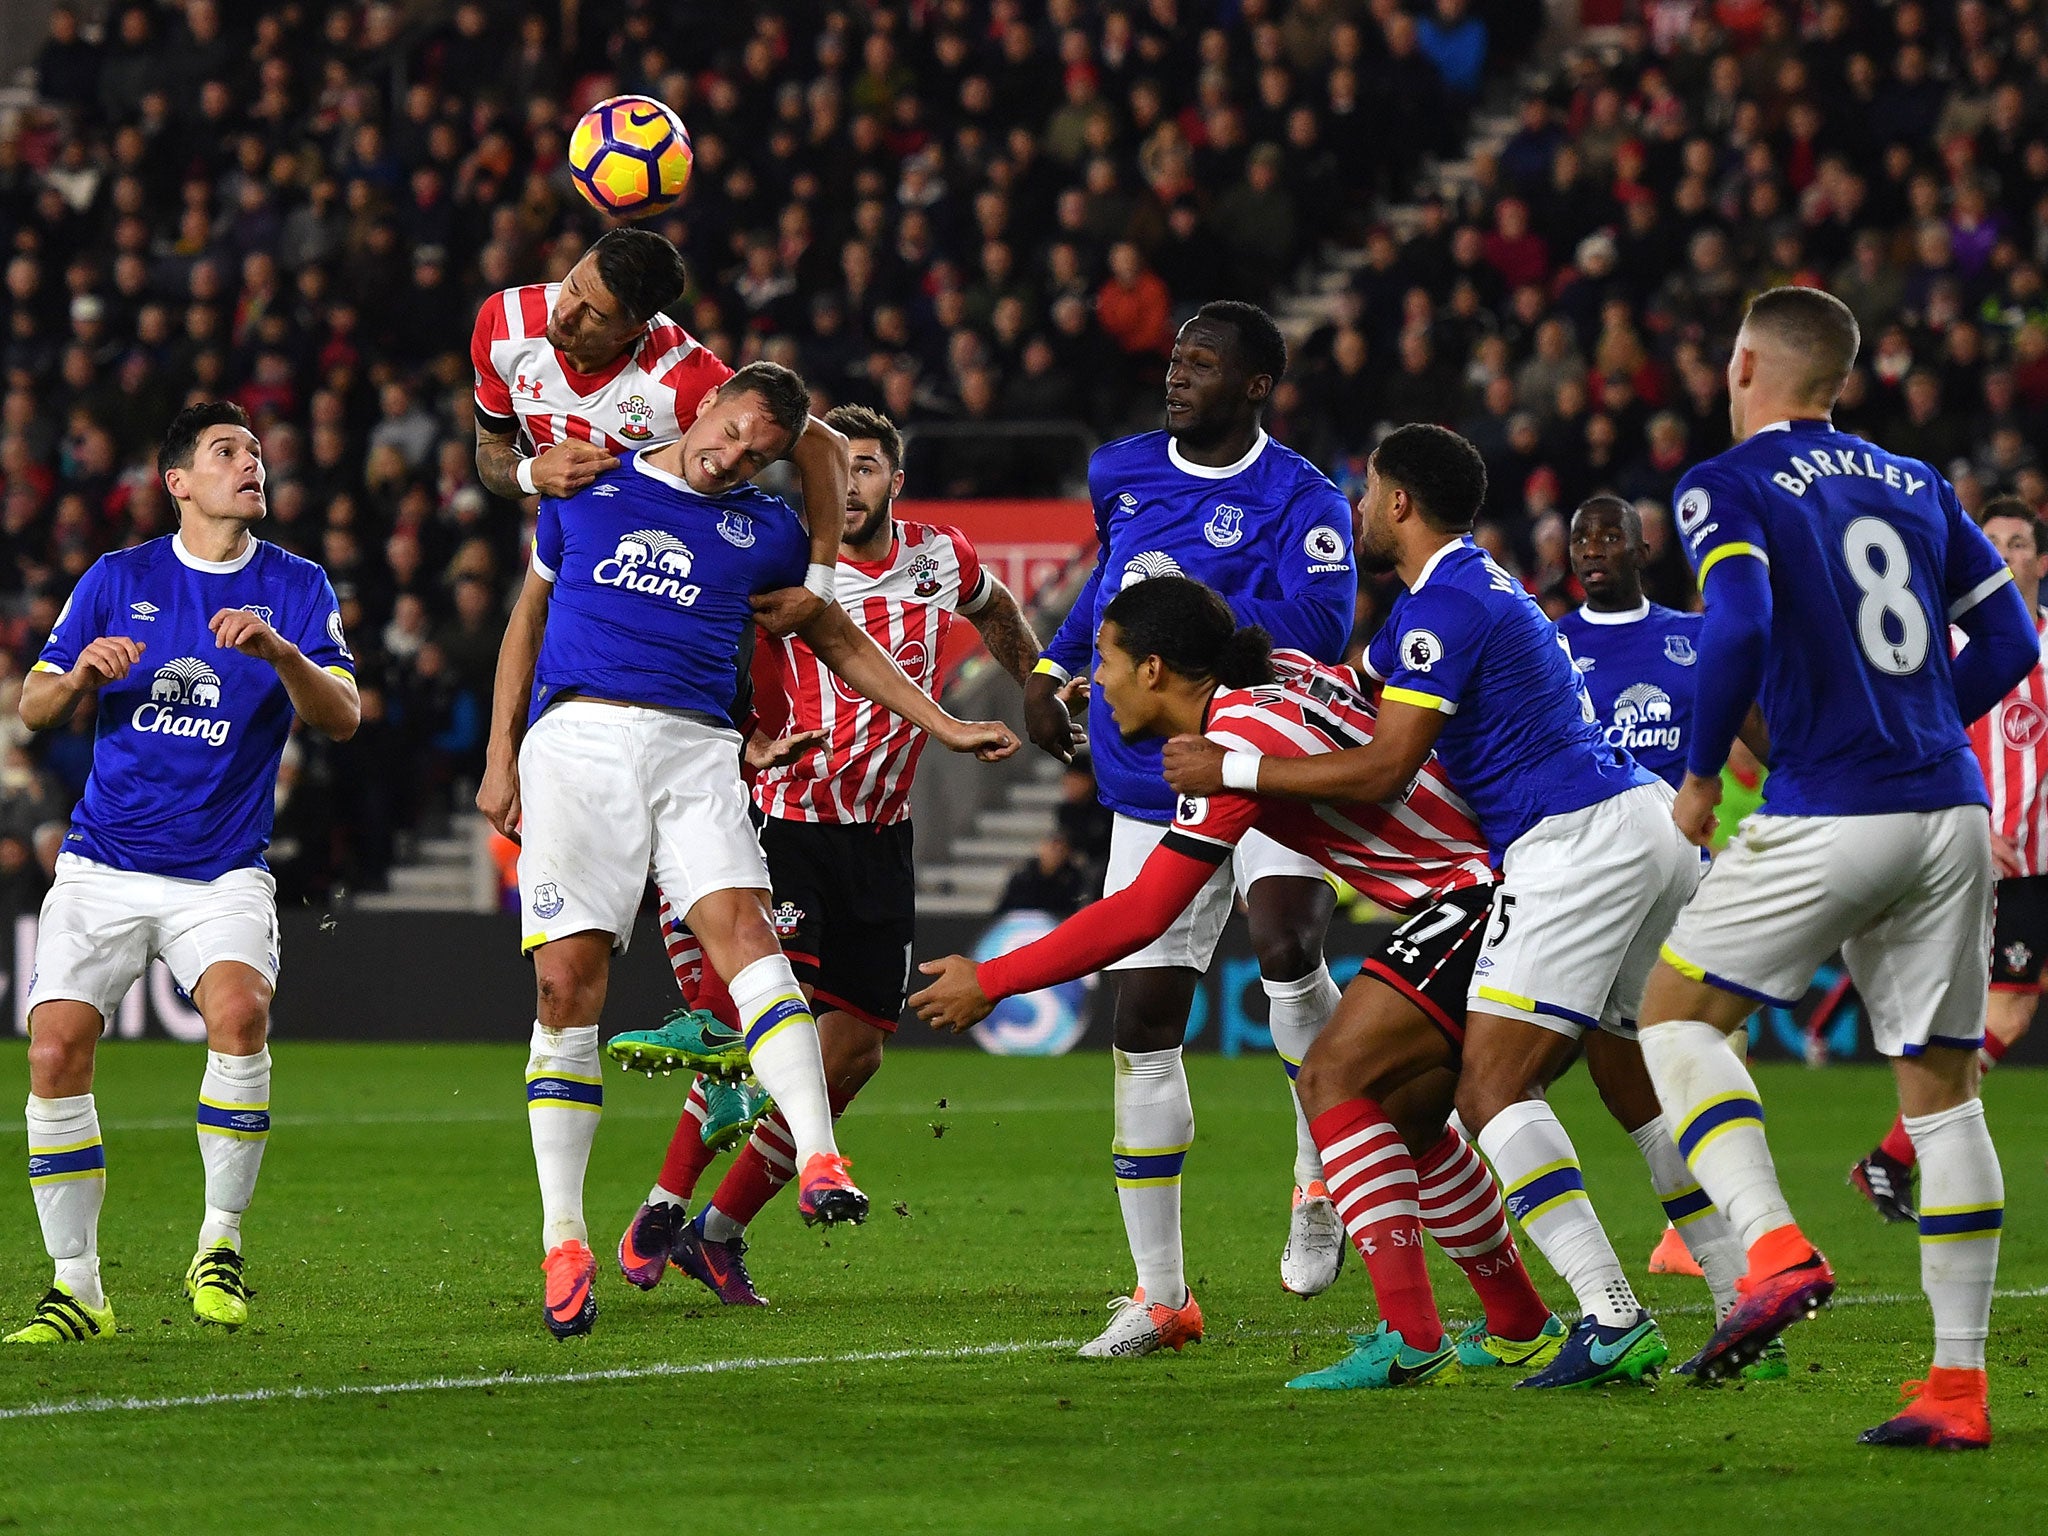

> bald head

[{"left": 1728, "top": 286, "right": 1860, "bottom": 439}]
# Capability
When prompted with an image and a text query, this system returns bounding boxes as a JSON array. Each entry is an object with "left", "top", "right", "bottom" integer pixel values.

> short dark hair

[
  {"left": 1103, "top": 575, "right": 1274, "bottom": 688},
  {"left": 823, "top": 403, "right": 903, "bottom": 472},
  {"left": 1742, "top": 285, "right": 1861, "bottom": 403},
  {"left": 1571, "top": 492, "right": 1643, "bottom": 545},
  {"left": 1979, "top": 493, "right": 2048, "bottom": 554},
  {"left": 589, "top": 227, "right": 688, "bottom": 325},
  {"left": 717, "top": 361, "right": 811, "bottom": 444},
  {"left": 1190, "top": 299, "right": 1288, "bottom": 384},
  {"left": 159, "top": 400, "right": 253, "bottom": 486},
  {"left": 1372, "top": 424, "right": 1488, "bottom": 532}
]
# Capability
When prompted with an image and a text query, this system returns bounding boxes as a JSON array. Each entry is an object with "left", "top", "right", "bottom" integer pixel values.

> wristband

[
  {"left": 1032, "top": 658, "right": 1071, "bottom": 684},
  {"left": 803, "top": 562, "right": 836, "bottom": 601},
  {"left": 1221, "top": 750, "right": 1263, "bottom": 793},
  {"left": 514, "top": 457, "right": 538, "bottom": 496}
]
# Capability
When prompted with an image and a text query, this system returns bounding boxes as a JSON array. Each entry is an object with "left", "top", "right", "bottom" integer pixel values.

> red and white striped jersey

[
  {"left": 1164, "top": 650, "right": 1495, "bottom": 914},
  {"left": 1971, "top": 613, "right": 2048, "bottom": 874},
  {"left": 470, "top": 283, "right": 733, "bottom": 454},
  {"left": 752, "top": 520, "right": 992, "bottom": 825}
]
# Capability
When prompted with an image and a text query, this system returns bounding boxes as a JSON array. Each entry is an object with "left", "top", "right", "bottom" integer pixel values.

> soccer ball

[{"left": 567, "top": 95, "right": 693, "bottom": 220}]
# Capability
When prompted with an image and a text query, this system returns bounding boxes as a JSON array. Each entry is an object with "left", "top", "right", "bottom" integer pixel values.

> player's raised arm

[
  {"left": 478, "top": 565, "right": 554, "bottom": 839},
  {"left": 208, "top": 606, "right": 360, "bottom": 741},
  {"left": 748, "top": 416, "right": 853, "bottom": 638},
  {"left": 1163, "top": 696, "right": 1445, "bottom": 806},
  {"left": 795, "top": 600, "right": 1018, "bottom": 761}
]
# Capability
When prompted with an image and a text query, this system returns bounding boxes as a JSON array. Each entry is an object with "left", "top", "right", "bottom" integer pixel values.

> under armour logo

[{"left": 515, "top": 374, "right": 544, "bottom": 400}]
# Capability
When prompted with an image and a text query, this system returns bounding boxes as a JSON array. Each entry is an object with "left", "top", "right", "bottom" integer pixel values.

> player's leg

[
  {"left": 1240, "top": 851, "right": 1343, "bottom": 1296},
  {"left": 7, "top": 860, "right": 148, "bottom": 1344},
  {"left": 1080, "top": 814, "right": 1234, "bottom": 1359},
  {"left": 1856, "top": 874, "right": 2043, "bottom": 1221},
  {"left": 516, "top": 702, "right": 650, "bottom": 1337},
  {"left": 1849, "top": 807, "right": 2000, "bottom": 1449}
]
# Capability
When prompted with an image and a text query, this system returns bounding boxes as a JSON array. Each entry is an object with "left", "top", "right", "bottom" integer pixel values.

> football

[{"left": 567, "top": 94, "right": 693, "bottom": 220}]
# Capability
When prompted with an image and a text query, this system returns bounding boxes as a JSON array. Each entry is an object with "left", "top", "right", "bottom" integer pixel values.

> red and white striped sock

[
  {"left": 658, "top": 895, "right": 743, "bottom": 1031},
  {"left": 649, "top": 1078, "right": 717, "bottom": 1206},
  {"left": 1309, "top": 1099, "right": 1443, "bottom": 1348},
  {"left": 703, "top": 1110, "right": 799, "bottom": 1242},
  {"left": 1416, "top": 1125, "right": 1553, "bottom": 1340}
]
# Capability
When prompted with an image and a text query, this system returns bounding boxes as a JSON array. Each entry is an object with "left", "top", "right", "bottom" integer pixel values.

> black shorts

[
  {"left": 1354, "top": 884, "right": 1497, "bottom": 1050},
  {"left": 759, "top": 816, "right": 916, "bottom": 1031},
  {"left": 1992, "top": 874, "right": 2048, "bottom": 993}
]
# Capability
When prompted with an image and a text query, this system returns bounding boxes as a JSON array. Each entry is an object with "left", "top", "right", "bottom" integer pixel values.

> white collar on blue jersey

[
  {"left": 629, "top": 453, "right": 705, "bottom": 497},
  {"left": 1166, "top": 429, "right": 1269, "bottom": 479},
  {"left": 1410, "top": 535, "right": 1472, "bottom": 591},
  {"left": 1577, "top": 599, "right": 1651, "bottom": 625},
  {"left": 173, "top": 531, "right": 258, "bottom": 573}
]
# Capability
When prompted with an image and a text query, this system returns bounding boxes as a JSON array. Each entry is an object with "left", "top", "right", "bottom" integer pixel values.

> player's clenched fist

[
  {"left": 209, "top": 607, "right": 294, "bottom": 664},
  {"left": 1161, "top": 733, "right": 1227, "bottom": 795},
  {"left": 476, "top": 758, "right": 522, "bottom": 842},
  {"left": 70, "top": 635, "right": 144, "bottom": 690},
  {"left": 911, "top": 954, "right": 994, "bottom": 1031},
  {"left": 530, "top": 440, "right": 619, "bottom": 498}
]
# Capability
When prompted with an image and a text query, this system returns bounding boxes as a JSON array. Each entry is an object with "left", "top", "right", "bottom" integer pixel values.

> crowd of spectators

[{"left": 0, "top": 0, "right": 1529, "bottom": 903}]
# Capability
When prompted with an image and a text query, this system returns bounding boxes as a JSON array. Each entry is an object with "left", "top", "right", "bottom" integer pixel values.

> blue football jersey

[
  {"left": 1677, "top": 419, "right": 2009, "bottom": 816},
  {"left": 531, "top": 451, "right": 809, "bottom": 724},
  {"left": 35, "top": 534, "right": 353, "bottom": 881},
  {"left": 1554, "top": 602, "right": 1703, "bottom": 789},
  {"left": 1364, "top": 538, "right": 1652, "bottom": 858},
  {"left": 1043, "top": 430, "right": 1356, "bottom": 820}
]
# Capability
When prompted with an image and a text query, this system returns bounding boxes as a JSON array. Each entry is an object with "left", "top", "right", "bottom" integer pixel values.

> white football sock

[
  {"left": 26, "top": 1093, "right": 105, "bottom": 1308},
  {"left": 196, "top": 1048, "right": 271, "bottom": 1252},
  {"left": 1113, "top": 1046, "right": 1194, "bottom": 1304},
  {"left": 1908, "top": 1098, "right": 2003, "bottom": 1372},
  {"left": 1629, "top": 1113, "right": 1744, "bottom": 1315},
  {"left": 730, "top": 955, "right": 836, "bottom": 1165},
  {"left": 1640, "top": 1019, "right": 1792, "bottom": 1248},
  {"left": 526, "top": 1021, "right": 601, "bottom": 1249},
  {"left": 1265, "top": 966, "right": 1340, "bottom": 1190},
  {"left": 1480, "top": 1098, "right": 1640, "bottom": 1326}
]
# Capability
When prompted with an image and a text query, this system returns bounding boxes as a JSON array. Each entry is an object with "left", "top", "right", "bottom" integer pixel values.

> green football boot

[
  {"left": 1287, "top": 1322, "right": 1462, "bottom": 1390},
  {"left": 1740, "top": 1336, "right": 1791, "bottom": 1382},
  {"left": 699, "top": 1076, "right": 774, "bottom": 1152},
  {"left": 1454, "top": 1313, "right": 1568, "bottom": 1372},
  {"left": 3, "top": 1281, "right": 116, "bottom": 1343},
  {"left": 606, "top": 1008, "right": 750, "bottom": 1080},
  {"left": 186, "top": 1242, "right": 250, "bottom": 1328}
]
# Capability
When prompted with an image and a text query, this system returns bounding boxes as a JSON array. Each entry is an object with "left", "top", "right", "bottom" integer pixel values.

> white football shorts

[
  {"left": 28, "top": 853, "right": 281, "bottom": 1023},
  {"left": 1102, "top": 812, "right": 1330, "bottom": 973},
  {"left": 1661, "top": 804, "right": 1992, "bottom": 1058},
  {"left": 519, "top": 701, "right": 768, "bottom": 955},
  {"left": 1469, "top": 780, "right": 1703, "bottom": 1039}
]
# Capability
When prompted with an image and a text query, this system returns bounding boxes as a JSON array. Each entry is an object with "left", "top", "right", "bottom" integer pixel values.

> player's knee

[
  {"left": 25, "top": 1024, "right": 95, "bottom": 1089},
  {"left": 1249, "top": 926, "right": 1321, "bottom": 983},
  {"left": 824, "top": 1027, "right": 885, "bottom": 1100},
  {"left": 1453, "top": 1072, "right": 1517, "bottom": 1139},
  {"left": 1293, "top": 1048, "right": 1342, "bottom": 1119},
  {"left": 206, "top": 993, "right": 270, "bottom": 1055},
  {"left": 534, "top": 953, "right": 605, "bottom": 1023}
]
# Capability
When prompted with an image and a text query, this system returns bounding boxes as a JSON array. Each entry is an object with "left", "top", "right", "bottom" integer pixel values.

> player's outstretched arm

[
  {"left": 478, "top": 568, "right": 554, "bottom": 838},
  {"left": 911, "top": 845, "right": 1215, "bottom": 1030},
  {"left": 1162, "top": 698, "right": 1444, "bottom": 806},
  {"left": 750, "top": 417, "right": 853, "bottom": 638},
  {"left": 209, "top": 609, "right": 360, "bottom": 739},
  {"left": 19, "top": 636, "right": 144, "bottom": 731},
  {"left": 472, "top": 417, "right": 617, "bottom": 501},
  {"left": 797, "top": 599, "right": 1020, "bottom": 761}
]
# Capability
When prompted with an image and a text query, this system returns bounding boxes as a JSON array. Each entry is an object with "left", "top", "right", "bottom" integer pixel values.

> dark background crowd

[{"left": 0, "top": 0, "right": 2043, "bottom": 910}]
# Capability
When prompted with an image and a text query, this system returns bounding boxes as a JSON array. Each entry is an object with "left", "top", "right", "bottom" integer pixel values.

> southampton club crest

[
  {"left": 911, "top": 552, "right": 942, "bottom": 598},
  {"left": 771, "top": 900, "right": 805, "bottom": 937},
  {"left": 616, "top": 394, "right": 657, "bottom": 440}
]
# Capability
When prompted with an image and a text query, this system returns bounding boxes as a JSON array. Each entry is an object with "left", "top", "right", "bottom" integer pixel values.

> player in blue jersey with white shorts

[
  {"left": 6, "top": 403, "right": 361, "bottom": 1344},
  {"left": 1166, "top": 424, "right": 1710, "bottom": 1389},
  {"left": 1021, "top": 301, "right": 1358, "bottom": 1356},
  {"left": 1634, "top": 288, "right": 2038, "bottom": 1448},
  {"left": 477, "top": 362, "right": 1017, "bottom": 1338}
]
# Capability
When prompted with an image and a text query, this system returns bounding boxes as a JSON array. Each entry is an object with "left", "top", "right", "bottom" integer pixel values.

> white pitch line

[{"left": 0, "top": 1336, "right": 1082, "bottom": 1424}]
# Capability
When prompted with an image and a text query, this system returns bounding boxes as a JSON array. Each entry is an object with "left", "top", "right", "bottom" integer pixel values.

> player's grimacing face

[
  {"left": 1093, "top": 622, "right": 1162, "bottom": 741},
  {"left": 681, "top": 389, "right": 795, "bottom": 496},
  {"left": 168, "top": 425, "right": 266, "bottom": 522},
  {"left": 843, "top": 439, "right": 902, "bottom": 544}
]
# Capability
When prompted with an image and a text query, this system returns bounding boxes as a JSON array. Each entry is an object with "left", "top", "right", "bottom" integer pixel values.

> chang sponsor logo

[
  {"left": 132, "top": 657, "right": 230, "bottom": 746},
  {"left": 593, "top": 528, "right": 702, "bottom": 607},
  {"left": 1605, "top": 682, "right": 1682, "bottom": 755},
  {"left": 1119, "top": 550, "right": 1183, "bottom": 588}
]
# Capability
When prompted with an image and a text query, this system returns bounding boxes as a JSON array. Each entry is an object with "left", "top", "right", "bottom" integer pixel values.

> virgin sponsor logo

[{"left": 832, "top": 638, "right": 930, "bottom": 704}]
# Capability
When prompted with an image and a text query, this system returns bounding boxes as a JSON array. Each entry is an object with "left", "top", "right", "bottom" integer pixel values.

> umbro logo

[
  {"left": 129, "top": 601, "right": 158, "bottom": 621},
  {"left": 592, "top": 484, "right": 619, "bottom": 497}
]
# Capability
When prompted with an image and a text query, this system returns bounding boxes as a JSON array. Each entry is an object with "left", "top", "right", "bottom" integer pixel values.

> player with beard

[{"left": 1022, "top": 301, "right": 1359, "bottom": 1357}]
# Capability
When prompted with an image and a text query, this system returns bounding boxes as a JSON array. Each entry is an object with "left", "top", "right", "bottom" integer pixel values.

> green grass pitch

[{"left": 0, "top": 1044, "right": 2043, "bottom": 1534}]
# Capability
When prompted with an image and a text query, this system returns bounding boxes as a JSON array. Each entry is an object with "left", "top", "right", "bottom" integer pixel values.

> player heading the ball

[
  {"left": 477, "top": 361, "right": 1018, "bottom": 1339},
  {"left": 6, "top": 402, "right": 361, "bottom": 1345}
]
